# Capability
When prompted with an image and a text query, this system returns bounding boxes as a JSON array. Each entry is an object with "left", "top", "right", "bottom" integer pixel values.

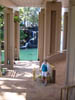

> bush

[
  {"left": 20, "top": 30, "right": 28, "bottom": 40},
  {"left": 0, "top": 30, "right": 4, "bottom": 41}
]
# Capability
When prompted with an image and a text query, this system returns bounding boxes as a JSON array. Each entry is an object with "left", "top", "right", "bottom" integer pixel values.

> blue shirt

[{"left": 42, "top": 64, "right": 48, "bottom": 72}]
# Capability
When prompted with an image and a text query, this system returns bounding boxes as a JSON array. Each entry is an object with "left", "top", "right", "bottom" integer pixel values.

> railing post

[
  {"left": 66, "top": 88, "right": 69, "bottom": 100},
  {"left": 60, "top": 88, "right": 63, "bottom": 100}
]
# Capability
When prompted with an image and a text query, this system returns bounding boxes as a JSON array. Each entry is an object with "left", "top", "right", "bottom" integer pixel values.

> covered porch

[
  {"left": 0, "top": 56, "right": 66, "bottom": 100},
  {"left": 0, "top": 0, "right": 75, "bottom": 100}
]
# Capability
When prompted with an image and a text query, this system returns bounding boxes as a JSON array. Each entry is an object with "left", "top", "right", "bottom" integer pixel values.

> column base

[
  {"left": 14, "top": 57, "right": 20, "bottom": 61},
  {"left": 2, "top": 64, "right": 14, "bottom": 70}
]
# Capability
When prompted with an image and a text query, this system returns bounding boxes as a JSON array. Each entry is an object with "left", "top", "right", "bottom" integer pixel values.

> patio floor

[{"left": 0, "top": 59, "right": 66, "bottom": 100}]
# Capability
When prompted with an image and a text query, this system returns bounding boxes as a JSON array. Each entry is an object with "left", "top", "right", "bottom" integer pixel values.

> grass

[{"left": 1, "top": 48, "right": 38, "bottom": 63}]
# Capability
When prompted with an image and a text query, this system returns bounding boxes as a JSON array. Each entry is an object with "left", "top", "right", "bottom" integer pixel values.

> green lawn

[
  {"left": 20, "top": 48, "right": 38, "bottom": 61},
  {"left": 1, "top": 48, "right": 38, "bottom": 62}
]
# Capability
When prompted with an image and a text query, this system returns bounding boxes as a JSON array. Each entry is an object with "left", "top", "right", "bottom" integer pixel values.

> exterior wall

[
  {"left": 38, "top": 9, "right": 45, "bottom": 64},
  {"left": 14, "top": 11, "right": 20, "bottom": 60},
  {"left": 44, "top": 1, "right": 61, "bottom": 58},
  {"left": 4, "top": 8, "right": 14, "bottom": 69},
  {"left": 63, "top": 12, "right": 68, "bottom": 50}
]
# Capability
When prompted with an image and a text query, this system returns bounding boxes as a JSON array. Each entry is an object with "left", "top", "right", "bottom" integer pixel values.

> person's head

[{"left": 43, "top": 59, "right": 47, "bottom": 64}]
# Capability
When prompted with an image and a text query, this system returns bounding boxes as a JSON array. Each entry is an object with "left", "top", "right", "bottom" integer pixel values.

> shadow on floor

[{"left": 0, "top": 60, "right": 66, "bottom": 100}]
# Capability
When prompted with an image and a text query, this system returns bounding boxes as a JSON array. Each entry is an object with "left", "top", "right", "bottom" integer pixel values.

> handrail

[
  {"left": 46, "top": 51, "right": 66, "bottom": 65},
  {"left": 60, "top": 84, "right": 75, "bottom": 100}
]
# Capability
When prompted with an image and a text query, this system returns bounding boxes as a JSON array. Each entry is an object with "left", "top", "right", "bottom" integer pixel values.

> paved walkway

[{"left": 0, "top": 59, "right": 66, "bottom": 100}]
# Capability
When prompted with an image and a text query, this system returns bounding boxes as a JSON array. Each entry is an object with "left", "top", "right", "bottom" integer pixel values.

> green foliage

[
  {"left": 1, "top": 61, "right": 4, "bottom": 64},
  {"left": 14, "top": 15, "right": 20, "bottom": 22},
  {"left": 20, "top": 30, "right": 28, "bottom": 40},
  {"left": 0, "top": 30, "right": 4, "bottom": 41},
  {"left": 19, "top": 7, "right": 40, "bottom": 26},
  {"left": 0, "top": 6, "right": 4, "bottom": 27},
  {"left": 0, "top": 6, "right": 4, "bottom": 12},
  {"left": 0, "top": 6, "right": 40, "bottom": 41},
  {"left": 0, "top": 6, "right": 4, "bottom": 42},
  {"left": 19, "top": 7, "right": 40, "bottom": 41},
  {"left": 20, "top": 23, "right": 24, "bottom": 26}
]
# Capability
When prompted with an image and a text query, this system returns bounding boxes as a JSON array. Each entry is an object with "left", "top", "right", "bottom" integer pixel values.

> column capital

[{"left": 4, "top": 8, "right": 14, "bottom": 14}]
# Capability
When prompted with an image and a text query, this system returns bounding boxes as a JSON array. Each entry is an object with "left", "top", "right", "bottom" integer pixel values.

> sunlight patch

[
  {"left": 0, "top": 78, "right": 26, "bottom": 81},
  {"left": 24, "top": 72, "right": 33, "bottom": 77},
  {"left": 0, "top": 92, "right": 26, "bottom": 100}
]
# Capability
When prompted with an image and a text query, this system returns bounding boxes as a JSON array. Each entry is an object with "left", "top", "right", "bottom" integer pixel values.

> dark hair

[{"left": 44, "top": 59, "right": 47, "bottom": 62}]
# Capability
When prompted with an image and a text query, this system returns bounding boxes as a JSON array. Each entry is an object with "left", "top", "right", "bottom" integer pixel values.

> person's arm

[
  {"left": 40, "top": 63, "right": 43, "bottom": 72},
  {"left": 47, "top": 63, "right": 52, "bottom": 73}
]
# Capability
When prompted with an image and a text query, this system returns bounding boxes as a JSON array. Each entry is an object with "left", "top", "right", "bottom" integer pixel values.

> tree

[
  {"left": 19, "top": 7, "right": 40, "bottom": 27},
  {"left": 0, "top": 6, "right": 4, "bottom": 41},
  {"left": 29, "top": 7, "right": 40, "bottom": 25},
  {"left": 19, "top": 7, "right": 31, "bottom": 27},
  {"left": 0, "top": 6, "right": 4, "bottom": 63}
]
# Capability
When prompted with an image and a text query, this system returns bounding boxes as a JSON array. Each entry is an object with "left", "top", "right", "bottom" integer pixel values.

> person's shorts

[{"left": 42, "top": 72, "right": 47, "bottom": 77}]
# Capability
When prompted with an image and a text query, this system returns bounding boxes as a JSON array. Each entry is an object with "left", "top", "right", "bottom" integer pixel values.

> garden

[{"left": 0, "top": 6, "right": 40, "bottom": 62}]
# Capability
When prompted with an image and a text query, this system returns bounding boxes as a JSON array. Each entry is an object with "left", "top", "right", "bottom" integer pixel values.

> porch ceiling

[{"left": 0, "top": 0, "right": 69, "bottom": 8}]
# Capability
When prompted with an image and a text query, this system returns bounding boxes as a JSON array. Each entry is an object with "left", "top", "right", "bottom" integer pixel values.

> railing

[{"left": 60, "top": 84, "right": 75, "bottom": 100}]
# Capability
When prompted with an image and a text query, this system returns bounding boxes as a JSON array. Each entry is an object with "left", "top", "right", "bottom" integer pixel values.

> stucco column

[
  {"left": 0, "top": 41, "right": 1, "bottom": 68},
  {"left": 66, "top": 0, "right": 75, "bottom": 85},
  {"left": 14, "top": 11, "right": 20, "bottom": 60},
  {"left": 66, "top": 0, "right": 75, "bottom": 99},
  {"left": 4, "top": 8, "right": 14, "bottom": 69},
  {"left": 44, "top": 1, "right": 61, "bottom": 59},
  {"left": 38, "top": 9, "right": 45, "bottom": 64},
  {"left": 63, "top": 12, "right": 68, "bottom": 50}
]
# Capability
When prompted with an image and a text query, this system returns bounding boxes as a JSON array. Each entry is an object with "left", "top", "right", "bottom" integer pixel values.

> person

[{"left": 41, "top": 59, "right": 51, "bottom": 86}]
